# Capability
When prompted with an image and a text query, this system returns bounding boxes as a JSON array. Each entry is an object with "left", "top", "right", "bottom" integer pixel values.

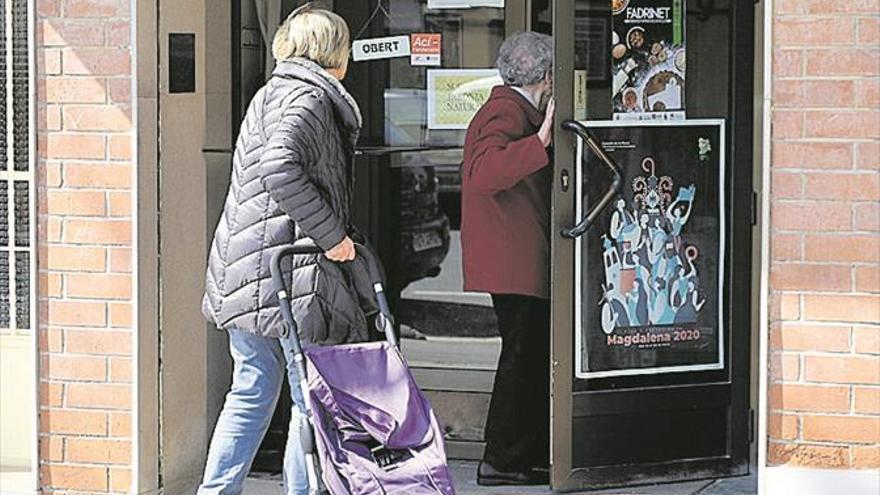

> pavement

[{"left": 243, "top": 461, "right": 757, "bottom": 495}]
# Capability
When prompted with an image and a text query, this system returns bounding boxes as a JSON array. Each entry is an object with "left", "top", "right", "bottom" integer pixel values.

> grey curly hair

[{"left": 495, "top": 32, "right": 553, "bottom": 87}]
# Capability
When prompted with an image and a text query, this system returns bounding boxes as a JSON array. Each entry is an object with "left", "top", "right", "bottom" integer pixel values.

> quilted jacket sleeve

[{"left": 259, "top": 89, "right": 348, "bottom": 251}]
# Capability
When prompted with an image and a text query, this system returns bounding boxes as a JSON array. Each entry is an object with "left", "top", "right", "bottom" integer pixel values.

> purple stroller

[{"left": 270, "top": 243, "right": 456, "bottom": 495}]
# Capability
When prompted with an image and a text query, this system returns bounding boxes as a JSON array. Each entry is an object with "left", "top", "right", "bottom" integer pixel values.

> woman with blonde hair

[{"left": 199, "top": 5, "right": 364, "bottom": 493}]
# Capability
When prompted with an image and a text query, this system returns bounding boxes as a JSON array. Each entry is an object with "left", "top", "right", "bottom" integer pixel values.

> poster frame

[{"left": 574, "top": 119, "right": 727, "bottom": 379}]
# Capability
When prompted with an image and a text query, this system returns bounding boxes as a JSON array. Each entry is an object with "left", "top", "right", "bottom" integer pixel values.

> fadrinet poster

[
  {"left": 574, "top": 120, "right": 725, "bottom": 379},
  {"left": 611, "top": 0, "right": 686, "bottom": 120}
]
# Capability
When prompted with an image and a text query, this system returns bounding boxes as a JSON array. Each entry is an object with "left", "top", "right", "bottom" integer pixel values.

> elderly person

[
  {"left": 461, "top": 31, "right": 555, "bottom": 486},
  {"left": 199, "top": 5, "right": 365, "bottom": 494}
]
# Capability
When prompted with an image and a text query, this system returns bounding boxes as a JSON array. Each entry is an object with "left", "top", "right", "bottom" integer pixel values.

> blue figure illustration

[
  {"left": 649, "top": 277, "right": 677, "bottom": 325},
  {"left": 666, "top": 184, "right": 696, "bottom": 253},
  {"left": 674, "top": 279, "right": 706, "bottom": 324},
  {"left": 600, "top": 282, "right": 630, "bottom": 334},
  {"left": 626, "top": 278, "right": 650, "bottom": 326}
]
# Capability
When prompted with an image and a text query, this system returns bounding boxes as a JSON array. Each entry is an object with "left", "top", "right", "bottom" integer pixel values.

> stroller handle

[{"left": 269, "top": 240, "right": 398, "bottom": 353}]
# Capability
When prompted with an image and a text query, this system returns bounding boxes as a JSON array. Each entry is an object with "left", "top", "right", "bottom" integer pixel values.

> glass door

[
  {"left": 549, "top": 0, "right": 756, "bottom": 489},
  {"left": 338, "top": 0, "right": 527, "bottom": 460}
]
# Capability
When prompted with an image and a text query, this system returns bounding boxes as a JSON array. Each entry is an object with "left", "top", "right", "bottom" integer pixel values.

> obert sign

[{"left": 352, "top": 35, "right": 411, "bottom": 62}]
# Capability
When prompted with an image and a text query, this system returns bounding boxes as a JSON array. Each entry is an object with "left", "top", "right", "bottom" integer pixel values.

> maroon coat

[{"left": 460, "top": 86, "right": 552, "bottom": 299}]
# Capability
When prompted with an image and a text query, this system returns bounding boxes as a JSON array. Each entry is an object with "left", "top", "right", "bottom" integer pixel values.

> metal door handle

[{"left": 560, "top": 120, "right": 624, "bottom": 239}]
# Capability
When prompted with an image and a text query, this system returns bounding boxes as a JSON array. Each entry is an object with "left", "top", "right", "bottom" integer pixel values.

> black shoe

[{"left": 477, "top": 461, "right": 549, "bottom": 486}]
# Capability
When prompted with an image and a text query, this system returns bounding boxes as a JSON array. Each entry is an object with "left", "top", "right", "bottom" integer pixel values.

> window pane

[
  {"left": 12, "top": 0, "right": 29, "bottom": 172},
  {"left": 0, "top": 251, "right": 8, "bottom": 329},
  {"left": 0, "top": 181, "right": 8, "bottom": 246},
  {"left": 13, "top": 181, "right": 28, "bottom": 247},
  {"left": 15, "top": 251, "right": 29, "bottom": 330},
  {"left": 0, "top": 3, "right": 6, "bottom": 173}
]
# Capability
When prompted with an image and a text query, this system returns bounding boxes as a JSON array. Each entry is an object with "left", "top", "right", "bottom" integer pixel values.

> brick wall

[
  {"left": 36, "top": 0, "right": 134, "bottom": 492},
  {"left": 768, "top": 0, "right": 880, "bottom": 470}
]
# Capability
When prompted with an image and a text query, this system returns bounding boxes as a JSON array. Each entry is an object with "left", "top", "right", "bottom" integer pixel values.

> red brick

[
  {"left": 855, "top": 79, "right": 879, "bottom": 108},
  {"left": 768, "top": 442, "right": 848, "bottom": 468},
  {"left": 64, "top": 219, "right": 131, "bottom": 245},
  {"left": 804, "top": 294, "right": 880, "bottom": 324},
  {"left": 43, "top": 354, "right": 107, "bottom": 381},
  {"left": 854, "top": 326, "right": 880, "bottom": 354},
  {"left": 776, "top": 0, "right": 879, "bottom": 14},
  {"left": 804, "top": 235, "right": 880, "bottom": 262},
  {"left": 43, "top": 49, "right": 62, "bottom": 75},
  {"left": 105, "top": 21, "right": 130, "bottom": 47},
  {"left": 48, "top": 300, "right": 105, "bottom": 327},
  {"left": 780, "top": 293, "right": 801, "bottom": 321},
  {"left": 65, "top": 329, "right": 131, "bottom": 355},
  {"left": 109, "top": 302, "right": 132, "bottom": 328},
  {"left": 63, "top": 104, "right": 132, "bottom": 131},
  {"left": 108, "top": 78, "right": 131, "bottom": 103},
  {"left": 40, "top": 19, "right": 104, "bottom": 47},
  {"left": 62, "top": 47, "right": 131, "bottom": 76},
  {"left": 775, "top": 17, "right": 855, "bottom": 46},
  {"left": 109, "top": 356, "right": 132, "bottom": 383},
  {"left": 772, "top": 172, "right": 802, "bottom": 198},
  {"left": 807, "top": 49, "right": 880, "bottom": 77},
  {"left": 41, "top": 464, "right": 107, "bottom": 492},
  {"left": 855, "top": 266, "right": 880, "bottom": 293},
  {"left": 37, "top": 0, "right": 59, "bottom": 16},
  {"left": 768, "top": 413, "right": 799, "bottom": 441},
  {"left": 47, "top": 190, "right": 106, "bottom": 216},
  {"left": 41, "top": 409, "right": 107, "bottom": 435},
  {"left": 45, "top": 161, "right": 63, "bottom": 187},
  {"left": 108, "top": 135, "right": 132, "bottom": 160},
  {"left": 109, "top": 247, "right": 131, "bottom": 272},
  {"left": 40, "top": 328, "right": 64, "bottom": 353},
  {"left": 46, "top": 245, "right": 105, "bottom": 272},
  {"left": 770, "top": 351, "right": 801, "bottom": 381},
  {"left": 772, "top": 111, "right": 804, "bottom": 139},
  {"left": 108, "top": 191, "right": 131, "bottom": 217},
  {"left": 854, "top": 386, "right": 880, "bottom": 414},
  {"left": 857, "top": 16, "right": 879, "bottom": 45},
  {"left": 109, "top": 412, "right": 131, "bottom": 437},
  {"left": 774, "top": 79, "right": 856, "bottom": 108},
  {"left": 853, "top": 445, "right": 880, "bottom": 469},
  {"left": 45, "top": 104, "right": 62, "bottom": 130},
  {"left": 47, "top": 217, "right": 63, "bottom": 242},
  {"left": 803, "top": 172, "right": 879, "bottom": 201},
  {"left": 47, "top": 133, "right": 105, "bottom": 159},
  {"left": 773, "top": 49, "right": 803, "bottom": 77},
  {"left": 41, "top": 382, "right": 64, "bottom": 407},
  {"left": 67, "top": 438, "right": 131, "bottom": 464},
  {"left": 854, "top": 203, "right": 880, "bottom": 232},
  {"left": 769, "top": 384, "right": 850, "bottom": 413},
  {"left": 803, "top": 415, "right": 880, "bottom": 443},
  {"left": 66, "top": 383, "right": 131, "bottom": 410},
  {"left": 772, "top": 323, "right": 851, "bottom": 352},
  {"left": 805, "top": 111, "right": 880, "bottom": 140},
  {"left": 805, "top": 354, "right": 880, "bottom": 384},
  {"left": 110, "top": 467, "right": 131, "bottom": 492},
  {"left": 40, "top": 436, "right": 64, "bottom": 462},
  {"left": 63, "top": 162, "right": 131, "bottom": 188},
  {"left": 773, "top": 142, "right": 853, "bottom": 170},
  {"left": 62, "top": 0, "right": 129, "bottom": 18},
  {"left": 66, "top": 273, "right": 132, "bottom": 300},
  {"left": 772, "top": 202, "right": 851, "bottom": 231},
  {"left": 45, "top": 76, "right": 106, "bottom": 103},
  {"left": 857, "top": 142, "right": 879, "bottom": 170},
  {"left": 771, "top": 234, "right": 801, "bottom": 261},
  {"left": 770, "top": 263, "right": 851, "bottom": 292}
]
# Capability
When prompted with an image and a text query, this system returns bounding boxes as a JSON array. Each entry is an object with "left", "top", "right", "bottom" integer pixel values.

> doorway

[{"left": 208, "top": 0, "right": 759, "bottom": 490}]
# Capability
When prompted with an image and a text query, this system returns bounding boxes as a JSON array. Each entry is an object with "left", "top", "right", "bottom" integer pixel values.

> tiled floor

[{"left": 244, "top": 462, "right": 757, "bottom": 495}]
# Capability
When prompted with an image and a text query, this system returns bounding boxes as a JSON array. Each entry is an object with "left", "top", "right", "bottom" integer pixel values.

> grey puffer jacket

[{"left": 202, "top": 58, "right": 369, "bottom": 343}]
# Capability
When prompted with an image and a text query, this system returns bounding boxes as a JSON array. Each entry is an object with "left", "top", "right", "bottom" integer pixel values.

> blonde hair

[{"left": 272, "top": 5, "right": 350, "bottom": 69}]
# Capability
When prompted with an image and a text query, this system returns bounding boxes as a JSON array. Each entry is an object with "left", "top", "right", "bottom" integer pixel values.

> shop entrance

[{"left": 218, "top": 0, "right": 757, "bottom": 489}]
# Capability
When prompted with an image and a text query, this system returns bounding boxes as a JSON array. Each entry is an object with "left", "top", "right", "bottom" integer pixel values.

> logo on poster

[{"left": 626, "top": 7, "right": 672, "bottom": 21}]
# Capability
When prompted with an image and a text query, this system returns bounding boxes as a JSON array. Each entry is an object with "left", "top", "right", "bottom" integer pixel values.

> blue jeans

[{"left": 198, "top": 328, "right": 310, "bottom": 494}]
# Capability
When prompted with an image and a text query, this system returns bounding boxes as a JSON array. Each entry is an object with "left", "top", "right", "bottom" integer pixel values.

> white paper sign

[
  {"left": 427, "top": 0, "right": 504, "bottom": 9},
  {"left": 352, "top": 36, "right": 411, "bottom": 62}
]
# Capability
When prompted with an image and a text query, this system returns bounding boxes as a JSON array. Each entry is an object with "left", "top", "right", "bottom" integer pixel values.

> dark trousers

[{"left": 482, "top": 294, "right": 550, "bottom": 472}]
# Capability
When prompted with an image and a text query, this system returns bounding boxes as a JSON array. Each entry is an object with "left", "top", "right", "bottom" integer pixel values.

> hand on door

[{"left": 538, "top": 98, "right": 555, "bottom": 148}]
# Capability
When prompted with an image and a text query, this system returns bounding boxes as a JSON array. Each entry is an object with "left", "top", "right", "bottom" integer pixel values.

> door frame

[{"left": 549, "top": 0, "right": 761, "bottom": 490}]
